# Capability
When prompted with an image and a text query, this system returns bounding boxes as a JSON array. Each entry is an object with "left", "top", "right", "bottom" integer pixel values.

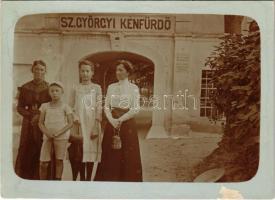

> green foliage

[
  {"left": 206, "top": 30, "right": 260, "bottom": 139},
  {"left": 203, "top": 28, "right": 260, "bottom": 181}
]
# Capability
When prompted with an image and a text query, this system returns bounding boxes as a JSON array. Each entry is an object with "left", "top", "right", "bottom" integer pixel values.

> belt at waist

[{"left": 111, "top": 107, "right": 129, "bottom": 119}]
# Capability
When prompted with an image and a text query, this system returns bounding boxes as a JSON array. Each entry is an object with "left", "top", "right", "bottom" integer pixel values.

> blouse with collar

[{"left": 104, "top": 78, "right": 140, "bottom": 122}]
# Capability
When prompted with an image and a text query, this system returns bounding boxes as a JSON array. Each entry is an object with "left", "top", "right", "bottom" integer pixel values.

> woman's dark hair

[
  {"left": 115, "top": 60, "right": 133, "bottom": 75},
  {"left": 31, "top": 60, "right": 46, "bottom": 72},
  {"left": 78, "top": 60, "right": 95, "bottom": 71}
]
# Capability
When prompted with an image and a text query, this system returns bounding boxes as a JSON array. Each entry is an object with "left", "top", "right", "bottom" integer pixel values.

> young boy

[{"left": 39, "top": 81, "right": 73, "bottom": 180}]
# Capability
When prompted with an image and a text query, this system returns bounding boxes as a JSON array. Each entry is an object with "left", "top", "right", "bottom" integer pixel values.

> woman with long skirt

[
  {"left": 95, "top": 60, "right": 142, "bottom": 182},
  {"left": 15, "top": 60, "right": 51, "bottom": 180}
]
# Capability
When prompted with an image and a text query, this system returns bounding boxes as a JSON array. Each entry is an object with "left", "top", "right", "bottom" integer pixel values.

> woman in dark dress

[
  {"left": 15, "top": 60, "right": 51, "bottom": 180},
  {"left": 95, "top": 60, "right": 142, "bottom": 182}
]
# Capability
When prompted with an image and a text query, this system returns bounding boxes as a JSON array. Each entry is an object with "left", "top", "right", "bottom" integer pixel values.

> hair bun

[
  {"left": 115, "top": 59, "right": 134, "bottom": 74},
  {"left": 31, "top": 59, "right": 46, "bottom": 72}
]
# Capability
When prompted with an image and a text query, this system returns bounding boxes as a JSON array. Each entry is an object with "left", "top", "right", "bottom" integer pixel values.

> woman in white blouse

[{"left": 95, "top": 60, "right": 142, "bottom": 182}]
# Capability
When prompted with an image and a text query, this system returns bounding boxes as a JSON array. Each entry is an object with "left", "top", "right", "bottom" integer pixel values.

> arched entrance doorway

[{"left": 80, "top": 51, "right": 155, "bottom": 137}]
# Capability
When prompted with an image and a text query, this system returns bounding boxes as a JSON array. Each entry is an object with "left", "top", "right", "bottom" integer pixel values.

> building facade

[{"left": 14, "top": 14, "right": 229, "bottom": 138}]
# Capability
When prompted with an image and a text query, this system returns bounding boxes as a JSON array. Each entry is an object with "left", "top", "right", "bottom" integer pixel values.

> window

[{"left": 200, "top": 70, "right": 219, "bottom": 118}]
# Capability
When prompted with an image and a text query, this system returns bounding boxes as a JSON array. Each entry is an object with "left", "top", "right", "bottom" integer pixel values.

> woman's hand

[
  {"left": 90, "top": 133, "right": 98, "bottom": 140},
  {"left": 31, "top": 114, "right": 40, "bottom": 126},
  {"left": 31, "top": 109, "right": 40, "bottom": 115},
  {"left": 110, "top": 118, "right": 121, "bottom": 129},
  {"left": 90, "top": 123, "right": 99, "bottom": 140}
]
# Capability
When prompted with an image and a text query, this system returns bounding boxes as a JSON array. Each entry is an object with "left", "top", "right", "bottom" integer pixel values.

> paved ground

[{"left": 13, "top": 110, "right": 222, "bottom": 182}]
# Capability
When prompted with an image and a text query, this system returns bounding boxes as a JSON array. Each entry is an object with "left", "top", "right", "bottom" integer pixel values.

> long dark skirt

[
  {"left": 94, "top": 118, "right": 142, "bottom": 182},
  {"left": 15, "top": 118, "right": 55, "bottom": 180},
  {"left": 15, "top": 118, "right": 42, "bottom": 180}
]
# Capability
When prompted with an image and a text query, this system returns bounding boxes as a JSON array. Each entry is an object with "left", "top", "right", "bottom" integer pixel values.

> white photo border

[{"left": 1, "top": 1, "right": 274, "bottom": 198}]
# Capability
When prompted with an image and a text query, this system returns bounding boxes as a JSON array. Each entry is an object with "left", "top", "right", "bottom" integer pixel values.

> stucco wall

[{"left": 13, "top": 13, "right": 225, "bottom": 135}]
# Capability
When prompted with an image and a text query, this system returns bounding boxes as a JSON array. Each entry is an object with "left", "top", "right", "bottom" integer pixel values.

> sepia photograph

[{"left": 11, "top": 12, "right": 261, "bottom": 183}]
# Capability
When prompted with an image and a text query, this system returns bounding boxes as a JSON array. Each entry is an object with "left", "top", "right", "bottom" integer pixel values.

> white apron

[{"left": 74, "top": 83, "right": 102, "bottom": 162}]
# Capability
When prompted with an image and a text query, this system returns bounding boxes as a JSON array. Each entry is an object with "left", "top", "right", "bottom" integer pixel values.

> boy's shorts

[{"left": 40, "top": 139, "right": 68, "bottom": 162}]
